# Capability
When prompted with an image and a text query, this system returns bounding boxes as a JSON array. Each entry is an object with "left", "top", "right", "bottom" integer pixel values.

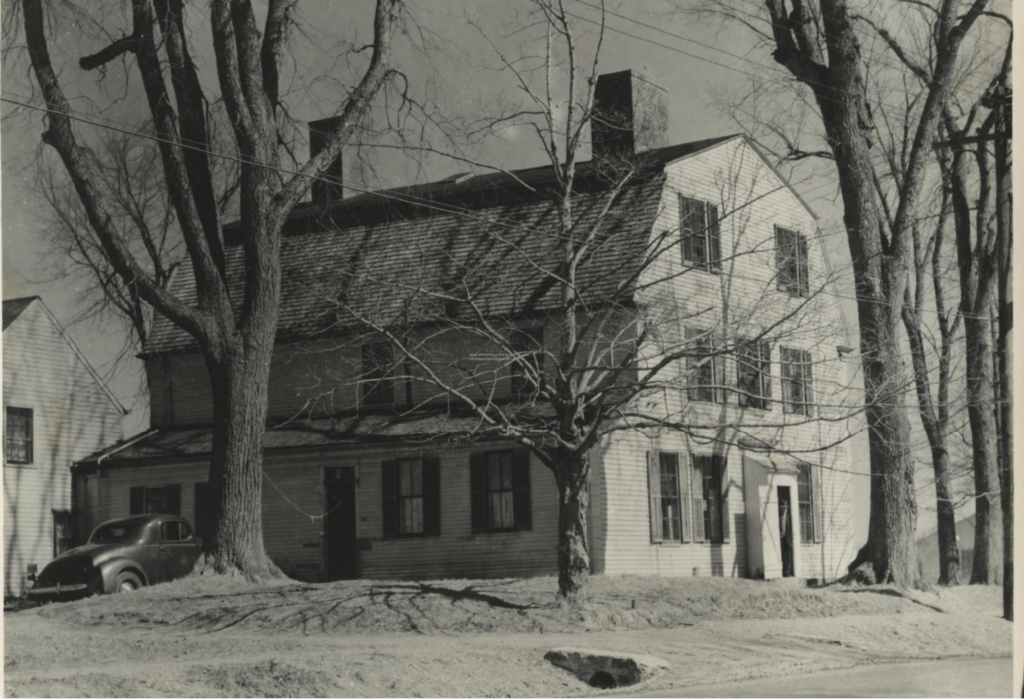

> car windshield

[{"left": 90, "top": 520, "right": 149, "bottom": 545}]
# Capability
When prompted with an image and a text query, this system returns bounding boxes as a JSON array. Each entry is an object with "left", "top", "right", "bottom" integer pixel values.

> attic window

[
  {"left": 679, "top": 195, "right": 721, "bottom": 273},
  {"left": 362, "top": 343, "right": 396, "bottom": 406},
  {"left": 775, "top": 226, "right": 810, "bottom": 297}
]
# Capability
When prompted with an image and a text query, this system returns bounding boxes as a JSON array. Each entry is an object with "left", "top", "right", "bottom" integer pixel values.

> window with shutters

[
  {"left": 780, "top": 347, "right": 815, "bottom": 416},
  {"left": 692, "top": 455, "right": 727, "bottom": 544},
  {"left": 398, "top": 458, "right": 424, "bottom": 535},
  {"left": 470, "top": 449, "right": 532, "bottom": 533},
  {"left": 361, "top": 343, "right": 395, "bottom": 405},
  {"left": 774, "top": 226, "right": 810, "bottom": 297},
  {"left": 5, "top": 406, "right": 33, "bottom": 464},
  {"left": 679, "top": 195, "right": 722, "bottom": 272},
  {"left": 510, "top": 327, "right": 545, "bottom": 397},
  {"left": 659, "top": 453, "right": 683, "bottom": 541},
  {"left": 797, "top": 462, "right": 815, "bottom": 543},
  {"left": 737, "top": 340, "right": 772, "bottom": 410},
  {"left": 686, "top": 327, "right": 726, "bottom": 404},
  {"left": 130, "top": 484, "right": 182, "bottom": 516}
]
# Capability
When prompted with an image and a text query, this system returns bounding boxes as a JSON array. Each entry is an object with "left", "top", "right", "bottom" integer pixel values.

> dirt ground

[{"left": 3, "top": 576, "right": 1011, "bottom": 697}]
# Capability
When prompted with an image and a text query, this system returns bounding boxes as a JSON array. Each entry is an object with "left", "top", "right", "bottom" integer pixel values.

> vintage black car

[{"left": 28, "top": 514, "right": 200, "bottom": 601}]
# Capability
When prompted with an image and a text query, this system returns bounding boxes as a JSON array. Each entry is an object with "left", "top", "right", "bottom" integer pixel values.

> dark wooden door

[{"left": 324, "top": 468, "right": 359, "bottom": 581}]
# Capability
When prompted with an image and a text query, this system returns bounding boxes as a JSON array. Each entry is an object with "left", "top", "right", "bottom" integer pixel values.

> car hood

[{"left": 35, "top": 544, "right": 134, "bottom": 585}]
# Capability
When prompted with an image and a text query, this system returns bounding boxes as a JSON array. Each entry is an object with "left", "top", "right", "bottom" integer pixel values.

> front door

[
  {"left": 777, "top": 485, "right": 794, "bottom": 578},
  {"left": 324, "top": 468, "right": 359, "bottom": 581}
]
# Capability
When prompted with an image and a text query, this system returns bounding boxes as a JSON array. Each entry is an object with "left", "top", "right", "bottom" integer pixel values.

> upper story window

[
  {"left": 775, "top": 226, "right": 810, "bottom": 297},
  {"left": 780, "top": 347, "right": 815, "bottom": 416},
  {"left": 362, "top": 343, "right": 396, "bottom": 406},
  {"left": 510, "top": 327, "right": 545, "bottom": 397},
  {"left": 685, "top": 327, "right": 726, "bottom": 404},
  {"left": 5, "top": 407, "right": 33, "bottom": 465},
  {"left": 679, "top": 195, "right": 721, "bottom": 273},
  {"left": 736, "top": 340, "right": 772, "bottom": 411}
]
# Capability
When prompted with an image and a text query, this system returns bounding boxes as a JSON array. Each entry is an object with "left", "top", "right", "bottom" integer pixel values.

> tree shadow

[{"left": 835, "top": 586, "right": 946, "bottom": 613}]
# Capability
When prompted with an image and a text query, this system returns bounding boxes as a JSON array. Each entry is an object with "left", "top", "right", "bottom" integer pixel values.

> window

[
  {"left": 648, "top": 452, "right": 685, "bottom": 542},
  {"left": 194, "top": 482, "right": 209, "bottom": 538},
  {"left": 5, "top": 406, "right": 33, "bottom": 464},
  {"left": 680, "top": 195, "right": 722, "bottom": 272},
  {"left": 469, "top": 450, "right": 532, "bottom": 533},
  {"left": 129, "top": 484, "right": 181, "bottom": 516},
  {"left": 691, "top": 455, "right": 726, "bottom": 544},
  {"left": 780, "top": 347, "right": 815, "bottom": 416},
  {"left": 382, "top": 457, "right": 440, "bottom": 537},
  {"left": 510, "top": 327, "right": 545, "bottom": 397},
  {"left": 362, "top": 343, "right": 395, "bottom": 406},
  {"left": 737, "top": 341, "right": 772, "bottom": 410},
  {"left": 53, "top": 511, "right": 73, "bottom": 556},
  {"left": 161, "top": 520, "right": 194, "bottom": 542},
  {"left": 775, "top": 226, "right": 810, "bottom": 297},
  {"left": 686, "top": 327, "right": 726, "bottom": 404},
  {"left": 797, "top": 462, "right": 816, "bottom": 543}
]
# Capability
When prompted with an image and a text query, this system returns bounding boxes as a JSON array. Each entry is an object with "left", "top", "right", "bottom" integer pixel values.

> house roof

[
  {"left": 78, "top": 405, "right": 554, "bottom": 465},
  {"left": 2, "top": 296, "right": 39, "bottom": 330},
  {"left": 143, "top": 135, "right": 740, "bottom": 356}
]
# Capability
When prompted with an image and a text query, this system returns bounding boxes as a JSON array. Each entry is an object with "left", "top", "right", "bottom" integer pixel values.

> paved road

[{"left": 626, "top": 656, "right": 1013, "bottom": 698}]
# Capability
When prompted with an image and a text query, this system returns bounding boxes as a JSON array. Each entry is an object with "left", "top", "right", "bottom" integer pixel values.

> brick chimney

[
  {"left": 591, "top": 70, "right": 669, "bottom": 159},
  {"left": 309, "top": 116, "right": 344, "bottom": 205}
]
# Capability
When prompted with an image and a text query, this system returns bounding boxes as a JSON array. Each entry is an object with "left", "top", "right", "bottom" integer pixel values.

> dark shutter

[
  {"left": 469, "top": 452, "right": 488, "bottom": 534},
  {"left": 775, "top": 226, "right": 792, "bottom": 291},
  {"left": 166, "top": 484, "right": 181, "bottom": 516},
  {"left": 719, "top": 458, "right": 731, "bottom": 544},
  {"left": 780, "top": 347, "right": 794, "bottom": 414},
  {"left": 803, "top": 350, "right": 816, "bottom": 416},
  {"left": 761, "top": 342, "right": 773, "bottom": 409},
  {"left": 707, "top": 203, "right": 721, "bottom": 271},
  {"left": 797, "top": 234, "right": 810, "bottom": 296},
  {"left": 422, "top": 457, "right": 441, "bottom": 537},
  {"left": 691, "top": 458, "right": 705, "bottom": 542},
  {"left": 647, "top": 451, "right": 663, "bottom": 543},
  {"left": 512, "top": 449, "right": 532, "bottom": 531},
  {"left": 381, "top": 460, "right": 399, "bottom": 538},
  {"left": 679, "top": 195, "right": 696, "bottom": 265},
  {"left": 677, "top": 452, "right": 691, "bottom": 543},
  {"left": 129, "top": 486, "right": 144, "bottom": 515},
  {"left": 812, "top": 462, "right": 824, "bottom": 544},
  {"left": 194, "top": 482, "right": 209, "bottom": 538},
  {"left": 714, "top": 344, "right": 727, "bottom": 405}
]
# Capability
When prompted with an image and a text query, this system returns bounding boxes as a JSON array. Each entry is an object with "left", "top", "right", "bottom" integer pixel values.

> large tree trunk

[
  {"left": 201, "top": 340, "right": 282, "bottom": 579},
  {"left": 964, "top": 315, "right": 1002, "bottom": 584},
  {"left": 930, "top": 444, "right": 960, "bottom": 585},
  {"left": 554, "top": 450, "right": 591, "bottom": 603}
]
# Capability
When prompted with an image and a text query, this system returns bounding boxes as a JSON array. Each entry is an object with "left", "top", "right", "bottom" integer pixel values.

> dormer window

[
  {"left": 775, "top": 226, "right": 810, "bottom": 297},
  {"left": 510, "top": 327, "right": 545, "bottom": 397},
  {"left": 679, "top": 195, "right": 721, "bottom": 273},
  {"left": 361, "top": 343, "right": 395, "bottom": 406}
]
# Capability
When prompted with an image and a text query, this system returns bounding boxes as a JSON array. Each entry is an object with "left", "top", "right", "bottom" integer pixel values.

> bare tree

[{"left": 10, "top": 0, "right": 405, "bottom": 578}]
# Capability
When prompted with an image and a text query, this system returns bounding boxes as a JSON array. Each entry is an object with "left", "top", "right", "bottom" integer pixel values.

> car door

[{"left": 159, "top": 519, "right": 200, "bottom": 582}]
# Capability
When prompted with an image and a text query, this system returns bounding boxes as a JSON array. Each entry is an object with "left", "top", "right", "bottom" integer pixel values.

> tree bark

[
  {"left": 931, "top": 444, "right": 960, "bottom": 585},
  {"left": 554, "top": 449, "right": 591, "bottom": 603}
]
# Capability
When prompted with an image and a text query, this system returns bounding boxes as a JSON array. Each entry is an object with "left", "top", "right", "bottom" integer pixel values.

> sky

[{"left": 5, "top": 0, "right": 983, "bottom": 551}]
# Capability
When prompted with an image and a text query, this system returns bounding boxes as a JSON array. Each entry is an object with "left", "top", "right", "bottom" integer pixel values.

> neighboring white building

[{"left": 3, "top": 296, "right": 124, "bottom": 596}]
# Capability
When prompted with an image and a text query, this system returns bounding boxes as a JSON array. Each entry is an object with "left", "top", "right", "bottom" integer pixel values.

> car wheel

[{"left": 113, "top": 571, "right": 142, "bottom": 594}]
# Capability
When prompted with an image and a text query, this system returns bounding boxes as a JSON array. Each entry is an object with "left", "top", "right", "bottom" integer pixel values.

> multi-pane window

[
  {"left": 686, "top": 327, "right": 726, "bottom": 404},
  {"left": 680, "top": 195, "right": 722, "bottom": 272},
  {"left": 510, "top": 327, "right": 545, "bottom": 397},
  {"left": 486, "top": 451, "right": 516, "bottom": 530},
  {"left": 5, "top": 406, "right": 33, "bottom": 464},
  {"left": 780, "top": 347, "right": 815, "bottom": 416},
  {"left": 361, "top": 343, "right": 395, "bottom": 405},
  {"left": 130, "top": 484, "right": 181, "bottom": 516},
  {"left": 737, "top": 341, "right": 772, "bottom": 410},
  {"left": 53, "top": 511, "right": 73, "bottom": 556},
  {"left": 797, "top": 462, "right": 816, "bottom": 543},
  {"left": 693, "top": 455, "right": 725, "bottom": 544},
  {"left": 658, "top": 453, "right": 683, "bottom": 541},
  {"left": 397, "top": 458, "right": 424, "bottom": 535},
  {"left": 775, "top": 226, "right": 810, "bottom": 297}
]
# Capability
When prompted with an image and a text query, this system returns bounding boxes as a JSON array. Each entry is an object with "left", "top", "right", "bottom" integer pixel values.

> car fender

[{"left": 98, "top": 556, "right": 149, "bottom": 593}]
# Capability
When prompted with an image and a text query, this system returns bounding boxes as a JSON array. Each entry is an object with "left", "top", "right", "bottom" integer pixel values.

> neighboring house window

[
  {"left": 362, "top": 343, "right": 395, "bottom": 406},
  {"left": 53, "top": 511, "right": 73, "bottom": 556},
  {"left": 648, "top": 451, "right": 685, "bottom": 542},
  {"left": 679, "top": 195, "right": 721, "bottom": 272},
  {"left": 737, "top": 340, "right": 772, "bottom": 410},
  {"left": 382, "top": 457, "right": 440, "bottom": 537},
  {"left": 510, "top": 327, "right": 545, "bottom": 397},
  {"left": 691, "top": 454, "right": 730, "bottom": 544},
  {"left": 775, "top": 226, "right": 810, "bottom": 297},
  {"left": 194, "top": 482, "right": 209, "bottom": 538},
  {"left": 797, "top": 462, "right": 816, "bottom": 543},
  {"left": 5, "top": 406, "right": 33, "bottom": 464},
  {"left": 469, "top": 450, "right": 532, "bottom": 533},
  {"left": 780, "top": 347, "right": 815, "bottom": 416},
  {"left": 129, "top": 484, "right": 181, "bottom": 516},
  {"left": 686, "top": 327, "right": 726, "bottom": 404}
]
